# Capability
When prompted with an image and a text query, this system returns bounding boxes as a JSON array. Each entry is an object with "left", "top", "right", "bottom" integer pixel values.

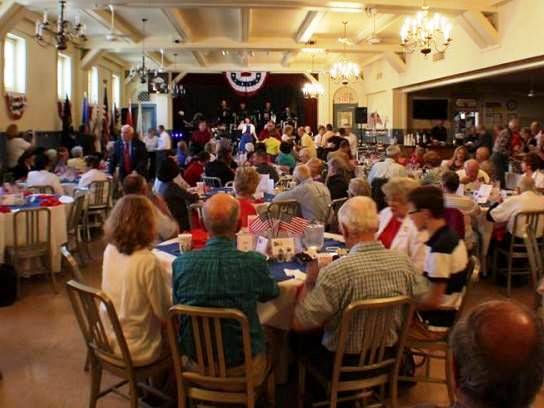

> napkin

[
  {"left": 39, "top": 196, "right": 62, "bottom": 207},
  {"left": 0, "top": 206, "right": 11, "bottom": 213}
]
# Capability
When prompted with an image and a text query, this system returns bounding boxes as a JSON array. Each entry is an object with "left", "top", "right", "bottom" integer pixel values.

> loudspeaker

[{"left": 355, "top": 107, "right": 368, "bottom": 124}]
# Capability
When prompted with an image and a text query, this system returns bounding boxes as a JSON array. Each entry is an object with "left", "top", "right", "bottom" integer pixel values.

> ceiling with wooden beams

[{"left": 17, "top": 0, "right": 505, "bottom": 73}]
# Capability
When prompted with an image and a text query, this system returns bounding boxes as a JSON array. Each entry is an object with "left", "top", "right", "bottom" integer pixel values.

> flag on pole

[
  {"left": 249, "top": 214, "right": 272, "bottom": 235},
  {"left": 102, "top": 82, "right": 110, "bottom": 147},
  {"left": 61, "top": 95, "right": 72, "bottom": 137},
  {"left": 81, "top": 93, "right": 89, "bottom": 126},
  {"left": 136, "top": 101, "right": 143, "bottom": 136},
  {"left": 278, "top": 213, "right": 310, "bottom": 235},
  {"left": 125, "top": 99, "right": 133, "bottom": 126},
  {"left": 111, "top": 103, "right": 118, "bottom": 138}
]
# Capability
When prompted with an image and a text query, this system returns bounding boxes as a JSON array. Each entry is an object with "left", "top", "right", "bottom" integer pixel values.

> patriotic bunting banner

[{"left": 225, "top": 72, "right": 267, "bottom": 96}]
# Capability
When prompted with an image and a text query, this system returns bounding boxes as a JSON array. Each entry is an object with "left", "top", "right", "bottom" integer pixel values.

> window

[
  {"left": 88, "top": 66, "right": 99, "bottom": 104},
  {"left": 57, "top": 53, "right": 72, "bottom": 99},
  {"left": 3, "top": 33, "right": 26, "bottom": 94},
  {"left": 112, "top": 74, "right": 120, "bottom": 107}
]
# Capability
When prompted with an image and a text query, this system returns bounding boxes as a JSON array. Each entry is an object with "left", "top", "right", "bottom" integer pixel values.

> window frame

[
  {"left": 3, "top": 33, "right": 27, "bottom": 94},
  {"left": 57, "top": 53, "right": 72, "bottom": 100},
  {"left": 88, "top": 66, "right": 99, "bottom": 104},
  {"left": 112, "top": 73, "right": 121, "bottom": 108}
]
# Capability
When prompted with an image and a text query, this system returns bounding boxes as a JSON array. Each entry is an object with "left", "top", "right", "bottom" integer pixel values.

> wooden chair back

[
  {"left": 166, "top": 305, "right": 257, "bottom": 406},
  {"left": 87, "top": 180, "right": 111, "bottom": 209},
  {"left": 27, "top": 185, "right": 55, "bottom": 194},
  {"left": 326, "top": 197, "right": 348, "bottom": 232},
  {"left": 13, "top": 208, "right": 51, "bottom": 252},
  {"left": 510, "top": 210, "right": 544, "bottom": 241},
  {"left": 331, "top": 296, "right": 414, "bottom": 400},
  {"left": 67, "top": 194, "right": 86, "bottom": 235},
  {"left": 65, "top": 280, "right": 135, "bottom": 374},
  {"left": 202, "top": 176, "right": 223, "bottom": 188},
  {"left": 61, "top": 246, "right": 85, "bottom": 283},
  {"left": 266, "top": 200, "right": 301, "bottom": 220}
]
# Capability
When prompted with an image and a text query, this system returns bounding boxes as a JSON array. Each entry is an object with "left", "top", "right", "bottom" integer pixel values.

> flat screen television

[{"left": 412, "top": 99, "right": 448, "bottom": 120}]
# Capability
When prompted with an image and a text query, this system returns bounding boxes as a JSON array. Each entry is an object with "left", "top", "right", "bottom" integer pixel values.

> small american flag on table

[
  {"left": 278, "top": 213, "right": 309, "bottom": 235},
  {"left": 249, "top": 214, "right": 272, "bottom": 235}
]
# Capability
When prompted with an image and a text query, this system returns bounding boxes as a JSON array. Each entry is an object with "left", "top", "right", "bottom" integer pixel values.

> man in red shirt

[
  {"left": 258, "top": 121, "right": 275, "bottom": 141},
  {"left": 191, "top": 121, "right": 212, "bottom": 152},
  {"left": 183, "top": 151, "right": 210, "bottom": 186}
]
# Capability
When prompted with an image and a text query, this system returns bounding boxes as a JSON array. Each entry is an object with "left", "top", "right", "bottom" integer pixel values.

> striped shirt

[
  {"left": 294, "top": 241, "right": 429, "bottom": 353},
  {"left": 423, "top": 226, "right": 468, "bottom": 312}
]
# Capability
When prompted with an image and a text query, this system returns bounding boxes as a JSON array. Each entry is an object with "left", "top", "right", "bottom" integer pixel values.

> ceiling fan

[
  {"left": 104, "top": 4, "right": 131, "bottom": 42},
  {"left": 366, "top": 8, "right": 382, "bottom": 45},
  {"left": 337, "top": 21, "right": 355, "bottom": 47},
  {"left": 511, "top": 77, "right": 544, "bottom": 98}
]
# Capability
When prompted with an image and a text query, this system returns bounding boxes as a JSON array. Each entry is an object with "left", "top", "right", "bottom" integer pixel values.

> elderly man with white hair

[
  {"left": 108, "top": 124, "right": 148, "bottom": 180},
  {"left": 67, "top": 146, "right": 86, "bottom": 173},
  {"left": 367, "top": 144, "right": 407, "bottom": 184},
  {"left": 273, "top": 164, "right": 331, "bottom": 222},
  {"left": 456, "top": 159, "right": 490, "bottom": 192},
  {"left": 292, "top": 196, "right": 428, "bottom": 380}
]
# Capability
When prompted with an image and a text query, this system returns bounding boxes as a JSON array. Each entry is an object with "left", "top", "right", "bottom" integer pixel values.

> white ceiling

[{"left": 18, "top": 0, "right": 504, "bottom": 72}]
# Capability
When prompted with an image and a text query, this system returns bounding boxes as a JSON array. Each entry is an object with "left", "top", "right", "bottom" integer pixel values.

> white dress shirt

[
  {"left": 26, "top": 170, "right": 63, "bottom": 195},
  {"left": 456, "top": 169, "right": 490, "bottom": 192},
  {"left": 157, "top": 131, "right": 172, "bottom": 151},
  {"left": 444, "top": 192, "right": 481, "bottom": 249},
  {"left": 490, "top": 191, "right": 544, "bottom": 237},
  {"left": 376, "top": 207, "right": 428, "bottom": 272},
  {"left": 78, "top": 168, "right": 108, "bottom": 189},
  {"left": 101, "top": 245, "right": 171, "bottom": 366},
  {"left": 367, "top": 158, "right": 407, "bottom": 184},
  {"left": 6, "top": 137, "right": 31, "bottom": 168}
]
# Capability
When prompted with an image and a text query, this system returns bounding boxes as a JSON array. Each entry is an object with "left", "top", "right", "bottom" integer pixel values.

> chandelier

[
  {"left": 129, "top": 19, "right": 156, "bottom": 84},
  {"left": 329, "top": 21, "right": 360, "bottom": 83},
  {"left": 170, "top": 54, "right": 186, "bottom": 99},
  {"left": 34, "top": 0, "right": 87, "bottom": 50},
  {"left": 400, "top": 1, "right": 452, "bottom": 56},
  {"left": 302, "top": 54, "right": 324, "bottom": 98}
]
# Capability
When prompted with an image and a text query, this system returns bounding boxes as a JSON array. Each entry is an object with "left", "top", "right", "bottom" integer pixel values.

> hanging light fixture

[
  {"left": 129, "top": 18, "right": 155, "bottom": 84},
  {"left": 302, "top": 54, "right": 324, "bottom": 99},
  {"left": 329, "top": 21, "right": 360, "bottom": 83},
  {"left": 400, "top": 0, "right": 452, "bottom": 56},
  {"left": 34, "top": 0, "right": 87, "bottom": 50},
  {"left": 170, "top": 53, "right": 186, "bottom": 99}
]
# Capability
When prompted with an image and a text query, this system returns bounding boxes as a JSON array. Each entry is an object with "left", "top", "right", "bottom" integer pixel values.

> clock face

[{"left": 506, "top": 99, "right": 518, "bottom": 111}]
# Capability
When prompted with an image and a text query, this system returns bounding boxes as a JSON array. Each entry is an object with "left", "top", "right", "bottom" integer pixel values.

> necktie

[{"left": 123, "top": 142, "right": 132, "bottom": 174}]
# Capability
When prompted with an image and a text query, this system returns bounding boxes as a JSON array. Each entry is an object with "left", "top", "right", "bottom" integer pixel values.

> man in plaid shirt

[{"left": 292, "top": 196, "right": 428, "bottom": 376}]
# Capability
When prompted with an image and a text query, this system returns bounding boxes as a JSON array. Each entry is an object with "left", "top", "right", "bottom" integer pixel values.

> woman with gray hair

[
  {"left": 233, "top": 166, "right": 260, "bottom": 228},
  {"left": 348, "top": 177, "right": 371, "bottom": 198},
  {"left": 376, "top": 177, "right": 427, "bottom": 272}
]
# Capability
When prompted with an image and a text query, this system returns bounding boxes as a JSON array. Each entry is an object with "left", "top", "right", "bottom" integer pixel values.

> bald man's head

[
  {"left": 451, "top": 300, "right": 544, "bottom": 408},
  {"left": 293, "top": 164, "right": 311, "bottom": 184},
  {"left": 203, "top": 193, "right": 240, "bottom": 237},
  {"left": 464, "top": 159, "right": 480, "bottom": 180},
  {"left": 121, "top": 125, "right": 134, "bottom": 142}
]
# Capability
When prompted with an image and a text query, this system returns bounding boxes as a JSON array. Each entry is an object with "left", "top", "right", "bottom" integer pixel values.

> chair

[
  {"left": 61, "top": 245, "right": 85, "bottom": 284},
  {"left": 524, "top": 229, "right": 544, "bottom": 310},
  {"left": 297, "top": 296, "right": 415, "bottom": 408},
  {"left": 187, "top": 202, "right": 204, "bottom": 230},
  {"left": 492, "top": 210, "right": 544, "bottom": 297},
  {"left": 166, "top": 305, "right": 275, "bottom": 408},
  {"left": 27, "top": 185, "right": 55, "bottom": 194},
  {"left": 225, "top": 181, "right": 234, "bottom": 188},
  {"left": 444, "top": 208, "right": 465, "bottom": 240},
  {"left": 325, "top": 197, "right": 348, "bottom": 233},
  {"left": 266, "top": 200, "right": 301, "bottom": 220},
  {"left": 65, "top": 280, "right": 173, "bottom": 408},
  {"left": 66, "top": 193, "right": 89, "bottom": 264},
  {"left": 399, "top": 256, "right": 476, "bottom": 405},
  {"left": 202, "top": 176, "right": 223, "bottom": 188},
  {"left": 83, "top": 180, "right": 112, "bottom": 241},
  {"left": 7, "top": 208, "right": 54, "bottom": 296},
  {"left": 276, "top": 176, "right": 293, "bottom": 190}
]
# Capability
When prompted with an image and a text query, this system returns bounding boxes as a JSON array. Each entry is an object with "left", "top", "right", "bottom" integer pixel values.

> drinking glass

[{"left": 303, "top": 223, "right": 324, "bottom": 252}]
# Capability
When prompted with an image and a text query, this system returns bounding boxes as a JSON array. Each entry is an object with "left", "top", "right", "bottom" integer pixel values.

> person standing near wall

[{"left": 155, "top": 125, "right": 172, "bottom": 177}]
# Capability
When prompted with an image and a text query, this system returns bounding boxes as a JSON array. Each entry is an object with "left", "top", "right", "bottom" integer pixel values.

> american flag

[
  {"left": 278, "top": 213, "right": 309, "bottom": 235},
  {"left": 249, "top": 214, "right": 272, "bottom": 235},
  {"left": 102, "top": 82, "right": 110, "bottom": 147}
]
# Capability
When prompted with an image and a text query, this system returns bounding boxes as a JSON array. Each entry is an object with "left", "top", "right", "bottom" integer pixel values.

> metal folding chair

[
  {"left": 27, "top": 185, "right": 55, "bottom": 194},
  {"left": 202, "top": 176, "right": 223, "bottom": 188}
]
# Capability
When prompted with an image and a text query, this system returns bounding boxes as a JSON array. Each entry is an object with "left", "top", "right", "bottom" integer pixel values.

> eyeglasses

[{"left": 407, "top": 209, "right": 420, "bottom": 215}]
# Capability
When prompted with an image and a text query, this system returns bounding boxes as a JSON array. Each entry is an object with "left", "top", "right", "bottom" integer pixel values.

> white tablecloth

[
  {"left": 0, "top": 196, "right": 73, "bottom": 274},
  {"left": 152, "top": 233, "right": 344, "bottom": 330}
]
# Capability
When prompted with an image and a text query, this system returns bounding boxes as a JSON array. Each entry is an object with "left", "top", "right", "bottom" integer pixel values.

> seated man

[
  {"left": 274, "top": 164, "right": 331, "bottom": 223},
  {"left": 173, "top": 193, "right": 279, "bottom": 379},
  {"left": 456, "top": 159, "right": 490, "bottom": 192},
  {"left": 78, "top": 155, "right": 108, "bottom": 188},
  {"left": 407, "top": 186, "right": 469, "bottom": 335},
  {"left": 26, "top": 153, "right": 64, "bottom": 195},
  {"left": 67, "top": 146, "right": 87, "bottom": 173},
  {"left": 448, "top": 300, "right": 544, "bottom": 408},
  {"left": 306, "top": 158, "right": 324, "bottom": 181},
  {"left": 205, "top": 146, "right": 236, "bottom": 186},
  {"left": 367, "top": 144, "right": 407, "bottom": 185},
  {"left": 293, "top": 196, "right": 428, "bottom": 376},
  {"left": 488, "top": 176, "right": 544, "bottom": 240},
  {"left": 441, "top": 171, "right": 480, "bottom": 250},
  {"left": 254, "top": 150, "right": 279, "bottom": 183},
  {"left": 123, "top": 174, "right": 179, "bottom": 241}
]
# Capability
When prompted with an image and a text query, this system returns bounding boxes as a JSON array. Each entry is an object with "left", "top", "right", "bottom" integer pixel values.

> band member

[
  {"left": 236, "top": 101, "right": 250, "bottom": 124},
  {"left": 217, "top": 99, "right": 233, "bottom": 125}
]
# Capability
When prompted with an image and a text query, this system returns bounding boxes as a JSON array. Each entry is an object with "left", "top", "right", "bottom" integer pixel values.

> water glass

[{"left": 303, "top": 223, "right": 324, "bottom": 251}]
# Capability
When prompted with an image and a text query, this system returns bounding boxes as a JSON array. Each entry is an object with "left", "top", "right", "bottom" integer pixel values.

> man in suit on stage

[{"left": 108, "top": 124, "right": 148, "bottom": 180}]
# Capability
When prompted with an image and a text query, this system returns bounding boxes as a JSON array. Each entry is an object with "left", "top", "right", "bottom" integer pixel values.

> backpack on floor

[{"left": 0, "top": 264, "right": 17, "bottom": 307}]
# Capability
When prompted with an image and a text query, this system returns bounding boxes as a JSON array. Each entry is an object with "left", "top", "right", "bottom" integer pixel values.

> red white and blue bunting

[
  {"left": 225, "top": 72, "right": 268, "bottom": 96},
  {"left": 5, "top": 93, "right": 27, "bottom": 120}
]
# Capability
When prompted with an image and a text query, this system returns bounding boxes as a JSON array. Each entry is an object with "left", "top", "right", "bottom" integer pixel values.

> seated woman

[
  {"left": 156, "top": 158, "right": 199, "bottom": 232},
  {"left": 234, "top": 166, "right": 261, "bottom": 229},
  {"left": 421, "top": 151, "right": 444, "bottom": 185},
  {"left": 67, "top": 146, "right": 87, "bottom": 173},
  {"left": 26, "top": 153, "right": 64, "bottom": 194},
  {"left": 54, "top": 147, "right": 69, "bottom": 176},
  {"left": 408, "top": 146, "right": 425, "bottom": 169},
  {"left": 326, "top": 157, "right": 350, "bottom": 200},
  {"left": 522, "top": 152, "right": 544, "bottom": 190},
  {"left": 348, "top": 177, "right": 371, "bottom": 198},
  {"left": 102, "top": 195, "right": 171, "bottom": 366},
  {"left": 12, "top": 149, "right": 35, "bottom": 181},
  {"left": 176, "top": 141, "right": 188, "bottom": 168},
  {"left": 443, "top": 146, "right": 468, "bottom": 172},
  {"left": 78, "top": 155, "right": 108, "bottom": 188},
  {"left": 377, "top": 177, "right": 427, "bottom": 272},
  {"left": 276, "top": 142, "right": 296, "bottom": 171}
]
